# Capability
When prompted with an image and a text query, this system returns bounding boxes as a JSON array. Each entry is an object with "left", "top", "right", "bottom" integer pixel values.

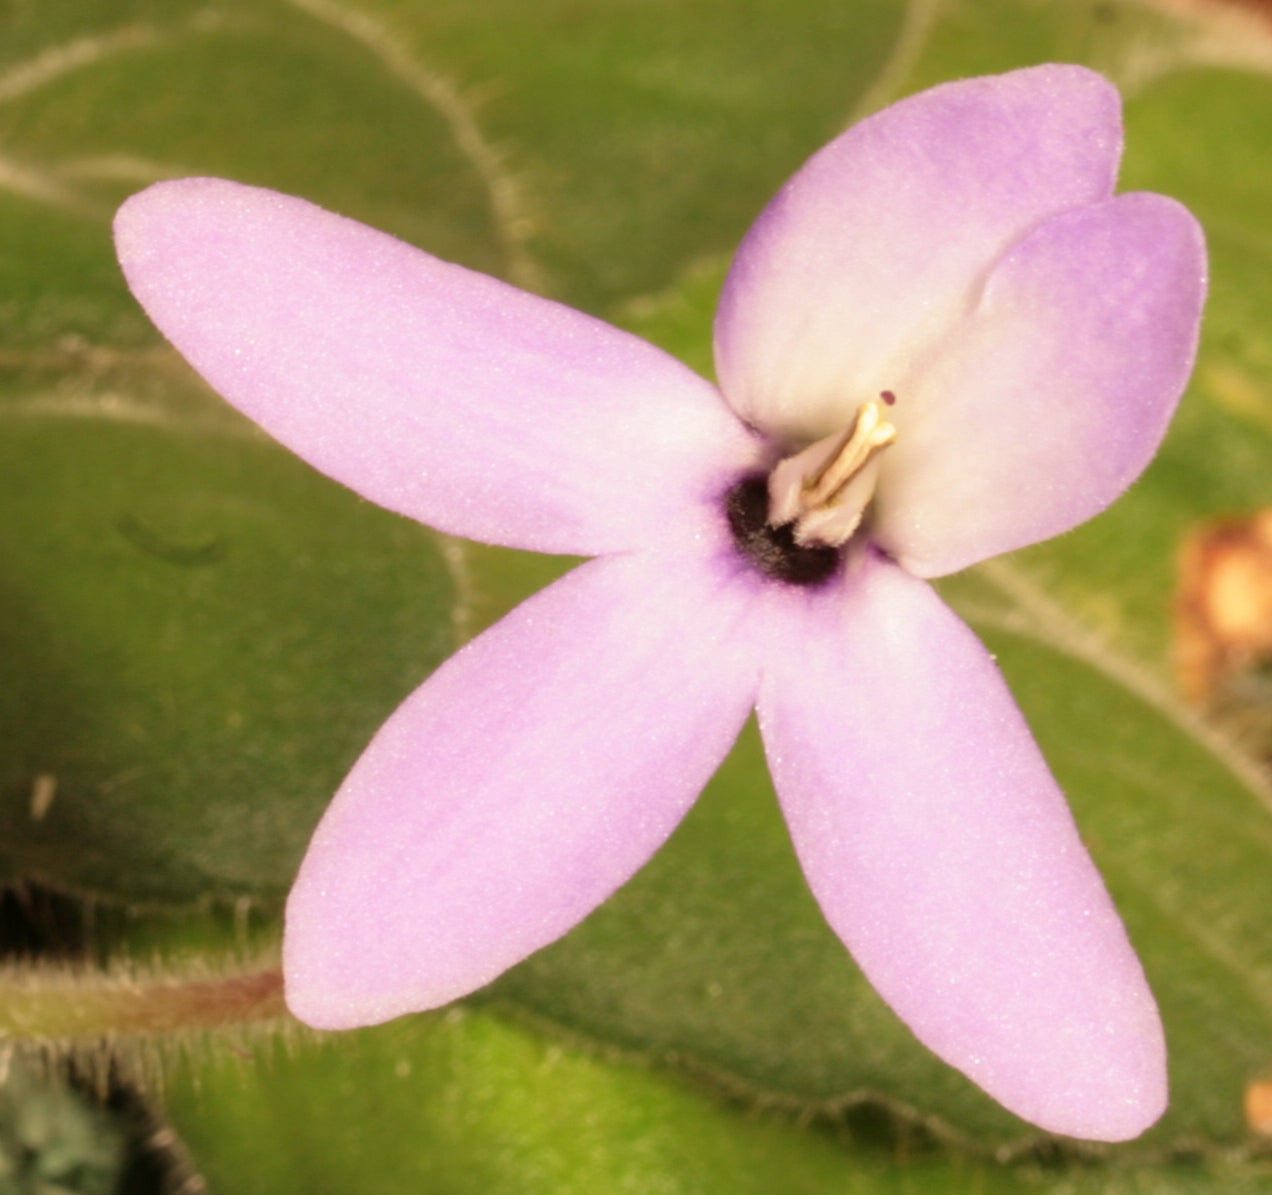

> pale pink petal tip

[
  {"left": 283, "top": 553, "right": 760, "bottom": 1029},
  {"left": 878, "top": 191, "right": 1207, "bottom": 577},
  {"left": 760, "top": 560, "right": 1166, "bottom": 1140}
]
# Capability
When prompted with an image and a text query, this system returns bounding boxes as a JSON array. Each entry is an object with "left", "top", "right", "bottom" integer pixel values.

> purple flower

[{"left": 114, "top": 65, "right": 1205, "bottom": 1140}]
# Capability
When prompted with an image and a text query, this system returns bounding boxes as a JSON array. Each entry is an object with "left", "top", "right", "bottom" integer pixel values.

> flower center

[
  {"left": 724, "top": 397, "right": 898, "bottom": 586},
  {"left": 725, "top": 476, "right": 840, "bottom": 586},
  {"left": 767, "top": 398, "right": 898, "bottom": 549}
]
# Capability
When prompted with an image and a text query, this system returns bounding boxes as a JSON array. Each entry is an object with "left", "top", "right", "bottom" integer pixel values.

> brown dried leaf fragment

[
  {"left": 1245, "top": 1077, "right": 1272, "bottom": 1135},
  {"left": 1176, "top": 511, "right": 1272, "bottom": 704}
]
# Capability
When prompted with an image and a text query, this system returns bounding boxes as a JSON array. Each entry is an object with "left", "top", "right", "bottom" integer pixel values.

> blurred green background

[{"left": 3, "top": 0, "right": 1272, "bottom": 1189}]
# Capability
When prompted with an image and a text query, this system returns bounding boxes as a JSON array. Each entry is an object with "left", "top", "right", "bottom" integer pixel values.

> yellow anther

[{"left": 800, "top": 400, "right": 897, "bottom": 511}]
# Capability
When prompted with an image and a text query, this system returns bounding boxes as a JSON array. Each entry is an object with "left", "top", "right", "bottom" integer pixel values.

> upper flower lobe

[{"left": 113, "top": 64, "right": 1206, "bottom": 1141}]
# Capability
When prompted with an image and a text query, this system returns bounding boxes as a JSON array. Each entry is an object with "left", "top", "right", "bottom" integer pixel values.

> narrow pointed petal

[
  {"left": 285, "top": 549, "right": 761, "bottom": 1029},
  {"left": 115, "top": 179, "right": 757, "bottom": 555},
  {"left": 757, "top": 558, "right": 1164, "bottom": 1140},
  {"left": 715, "top": 65, "right": 1124, "bottom": 443},
  {"left": 875, "top": 192, "right": 1206, "bottom": 577}
]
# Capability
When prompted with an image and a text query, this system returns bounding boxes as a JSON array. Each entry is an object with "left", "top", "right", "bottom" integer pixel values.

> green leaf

[
  {"left": 0, "top": 376, "right": 457, "bottom": 902},
  {"left": 0, "top": 1059, "right": 127, "bottom": 1195},
  {"left": 159, "top": 1006, "right": 1272, "bottom": 1195},
  {"left": 346, "top": 0, "right": 907, "bottom": 310},
  {"left": 163, "top": 1008, "right": 864, "bottom": 1195}
]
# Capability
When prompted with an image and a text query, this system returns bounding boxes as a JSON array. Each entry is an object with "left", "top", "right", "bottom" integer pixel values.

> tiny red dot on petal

[{"left": 880, "top": 390, "right": 897, "bottom": 406}]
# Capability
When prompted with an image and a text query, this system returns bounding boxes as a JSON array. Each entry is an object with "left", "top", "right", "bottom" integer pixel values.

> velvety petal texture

[
  {"left": 285, "top": 550, "right": 762, "bottom": 1029},
  {"left": 875, "top": 192, "right": 1206, "bottom": 577},
  {"left": 715, "top": 64, "right": 1123, "bottom": 444},
  {"left": 757, "top": 556, "right": 1165, "bottom": 1142},
  {"left": 115, "top": 179, "right": 758, "bottom": 557}
]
